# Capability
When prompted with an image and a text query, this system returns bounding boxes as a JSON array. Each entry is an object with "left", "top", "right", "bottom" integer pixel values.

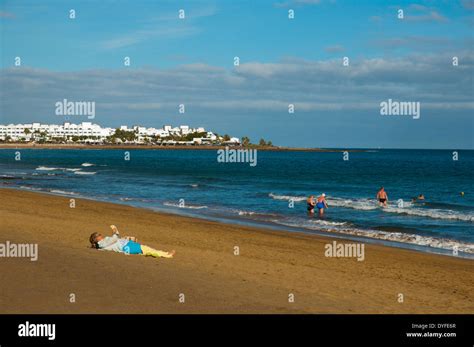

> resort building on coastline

[{"left": 0, "top": 122, "right": 240, "bottom": 145}]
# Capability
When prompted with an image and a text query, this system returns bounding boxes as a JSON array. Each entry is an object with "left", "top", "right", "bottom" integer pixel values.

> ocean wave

[
  {"left": 163, "top": 202, "right": 208, "bottom": 209},
  {"left": 327, "top": 197, "right": 380, "bottom": 210},
  {"left": 269, "top": 193, "right": 474, "bottom": 222},
  {"left": 237, "top": 210, "right": 257, "bottom": 216},
  {"left": 309, "top": 219, "right": 348, "bottom": 227},
  {"left": 329, "top": 197, "right": 474, "bottom": 222},
  {"left": 19, "top": 186, "right": 43, "bottom": 191},
  {"left": 119, "top": 197, "right": 153, "bottom": 203},
  {"left": 384, "top": 206, "right": 474, "bottom": 222},
  {"left": 81, "top": 163, "right": 95, "bottom": 167},
  {"left": 14, "top": 186, "right": 77, "bottom": 197},
  {"left": 35, "top": 166, "right": 83, "bottom": 173},
  {"left": 120, "top": 197, "right": 135, "bottom": 201},
  {"left": 268, "top": 193, "right": 307, "bottom": 202},
  {"left": 36, "top": 166, "right": 61, "bottom": 171},
  {"left": 234, "top": 209, "right": 279, "bottom": 218},
  {"left": 0, "top": 175, "right": 16, "bottom": 179},
  {"left": 50, "top": 189, "right": 77, "bottom": 196},
  {"left": 74, "top": 171, "right": 96, "bottom": 175},
  {"left": 272, "top": 219, "right": 474, "bottom": 254}
]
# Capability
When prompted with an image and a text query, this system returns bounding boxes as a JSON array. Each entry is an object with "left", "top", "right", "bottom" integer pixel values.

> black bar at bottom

[{"left": 0, "top": 314, "right": 472, "bottom": 346}]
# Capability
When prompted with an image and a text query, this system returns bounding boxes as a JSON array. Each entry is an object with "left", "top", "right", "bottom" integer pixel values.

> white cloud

[
  {"left": 100, "top": 7, "right": 217, "bottom": 49},
  {"left": 1, "top": 54, "right": 473, "bottom": 122}
]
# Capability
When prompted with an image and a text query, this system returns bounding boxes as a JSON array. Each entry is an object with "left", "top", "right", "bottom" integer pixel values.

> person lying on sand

[{"left": 89, "top": 225, "right": 175, "bottom": 258}]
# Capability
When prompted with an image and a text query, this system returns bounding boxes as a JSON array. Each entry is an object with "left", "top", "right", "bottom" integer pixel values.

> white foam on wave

[
  {"left": 36, "top": 166, "right": 60, "bottom": 171},
  {"left": 81, "top": 163, "right": 95, "bottom": 167},
  {"left": 19, "top": 186, "right": 42, "bottom": 191},
  {"left": 163, "top": 202, "right": 208, "bottom": 209},
  {"left": 328, "top": 197, "right": 379, "bottom": 210},
  {"left": 35, "top": 166, "right": 83, "bottom": 173},
  {"left": 309, "top": 219, "right": 348, "bottom": 227},
  {"left": 272, "top": 219, "right": 474, "bottom": 254},
  {"left": 268, "top": 193, "right": 307, "bottom": 202},
  {"left": 384, "top": 205, "right": 474, "bottom": 222},
  {"left": 238, "top": 210, "right": 255, "bottom": 216},
  {"left": 50, "top": 189, "right": 77, "bottom": 196},
  {"left": 235, "top": 209, "right": 279, "bottom": 217},
  {"left": 74, "top": 171, "right": 96, "bottom": 175},
  {"left": 120, "top": 197, "right": 134, "bottom": 201},
  {"left": 119, "top": 197, "right": 152, "bottom": 203}
]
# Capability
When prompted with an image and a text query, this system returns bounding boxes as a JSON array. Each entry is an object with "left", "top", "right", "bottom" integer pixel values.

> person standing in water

[
  {"left": 376, "top": 187, "right": 388, "bottom": 207},
  {"left": 316, "top": 193, "right": 328, "bottom": 217},
  {"left": 307, "top": 195, "right": 316, "bottom": 215}
]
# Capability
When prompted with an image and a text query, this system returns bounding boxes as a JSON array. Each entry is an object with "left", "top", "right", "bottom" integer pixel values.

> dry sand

[{"left": 0, "top": 188, "right": 472, "bottom": 313}]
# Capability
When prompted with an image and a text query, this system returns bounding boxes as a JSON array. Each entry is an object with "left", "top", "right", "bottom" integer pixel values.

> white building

[
  {"left": 206, "top": 132, "right": 217, "bottom": 141},
  {"left": 0, "top": 122, "right": 233, "bottom": 145},
  {"left": 0, "top": 122, "right": 113, "bottom": 142},
  {"left": 228, "top": 137, "right": 240, "bottom": 144}
]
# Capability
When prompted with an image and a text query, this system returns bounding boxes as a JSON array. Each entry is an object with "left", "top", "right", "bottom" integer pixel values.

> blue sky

[{"left": 1, "top": 0, "right": 473, "bottom": 148}]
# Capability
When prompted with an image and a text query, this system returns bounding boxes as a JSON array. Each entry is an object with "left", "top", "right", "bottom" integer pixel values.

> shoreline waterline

[
  {"left": 1, "top": 187, "right": 473, "bottom": 313},
  {"left": 2, "top": 186, "right": 472, "bottom": 259}
]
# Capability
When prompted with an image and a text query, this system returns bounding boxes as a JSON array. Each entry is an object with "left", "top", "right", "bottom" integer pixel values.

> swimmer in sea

[
  {"left": 307, "top": 195, "right": 316, "bottom": 215},
  {"left": 376, "top": 187, "right": 388, "bottom": 207},
  {"left": 316, "top": 193, "right": 328, "bottom": 217},
  {"left": 412, "top": 194, "right": 425, "bottom": 203}
]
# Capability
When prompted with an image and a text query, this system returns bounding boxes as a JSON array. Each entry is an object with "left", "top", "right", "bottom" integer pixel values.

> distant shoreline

[{"left": 0, "top": 143, "right": 358, "bottom": 152}]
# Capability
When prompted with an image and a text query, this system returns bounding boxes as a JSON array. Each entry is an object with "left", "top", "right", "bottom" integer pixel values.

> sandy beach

[{"left": 0, "top": 188, "right": 473, "bottom": 314}]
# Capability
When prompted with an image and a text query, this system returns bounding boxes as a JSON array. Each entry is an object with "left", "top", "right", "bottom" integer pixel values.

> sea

[{"left": 1, "top": 148, "right": 473, "bottom": 258}]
